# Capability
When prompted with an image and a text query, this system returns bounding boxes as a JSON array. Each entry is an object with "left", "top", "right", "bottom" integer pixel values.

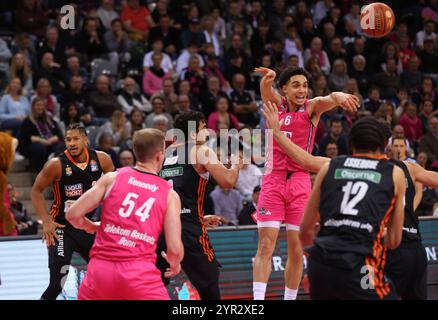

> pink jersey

[
  {"left": 265, "top": 97, "right": 316, "bottom": 172},
  {"left": 90, "top": 167, "right": 171, "bottom": 262}
]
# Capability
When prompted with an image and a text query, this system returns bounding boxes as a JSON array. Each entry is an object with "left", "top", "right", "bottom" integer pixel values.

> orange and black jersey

[
  {"left": 50, "top": 148, "right": 103, "bottom": 226},
  {"left": 309, "top": 155, "right": 396, "bottom": 267},
  {"left": 160, "top": 142, "right": 215, "bottom": 261},
  {"left": 390, "top": 159, "right": 422, "bottom": 245}
]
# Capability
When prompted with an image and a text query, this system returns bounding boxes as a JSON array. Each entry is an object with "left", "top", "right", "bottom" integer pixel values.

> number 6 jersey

[{"left": 310, "top": 154, "right": 396, "bottom": 270}]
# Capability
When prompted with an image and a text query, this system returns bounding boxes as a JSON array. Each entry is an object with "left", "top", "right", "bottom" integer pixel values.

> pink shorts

[
  {"left": 256, "top": 170, "right": 311, "bottom": 230},
  {"left": 78, "top": 258, "right": 169, "bottom": 300}
]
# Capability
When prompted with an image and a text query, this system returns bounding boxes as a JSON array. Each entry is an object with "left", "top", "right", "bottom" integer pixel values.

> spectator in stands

[
  {"left": 419, "top": 99, "right": 438, "bottom": 133},
  {"left": 200, "top": 76, "right": 229, "bottom": 118},
  {"left": 346, "top": 37, "right": 366, "bottom": 71},
  {"left": 176, "top": 40, "right": 204, "bottom": 75},
  {"left": 126, "top": 107, "right": 146, "bottom": 135},
  {"left": 343, "top": 19, "right": 360, "bottom": 47},
  {"left": 393, "top": 87, "right": 410, "bottom": 118},
  {"left": 96, "top": 132, "right": 119, "bottom": 167},
  {"left": 203, "top": 54, "right": 230, "bottom": 91},
  {"left": 63, "top": 55, "right": 90, "bottom": 90},
  {"left": 59, "top": 102, "right": 83, "bottom": 133},
  {"left": 118, "top": 76, "right": 151, "bottom": 115},
  {"left": 398, "top": 34, "right": 416, "bottom": 71},
  {"left": 33, "top": 52, "right": 65, "bottom": 95},
  {"left": 363, "top": 86, "right": 383, "bottom": 115},
  {"left": 299, "top": 16, "right": 317, "bottom": 49},
  {"left": 235, "top": 148, "right": 262, "bottom": 201},
  {"left": 143, "top": 53, "right": 170, "bottom": 97},
  {"left": 11, "top": 33, "right": 37, "bottom": 70},
  {"left": 312, "top": 73, "right": 331, "bottom": 97},
  {"left": 178, "top": 79, "right": 200, "bottom": 111},
  {"left": 74, "top": 17, "right": 108, "bottom": 63},
  {"left": 60, "top": 75, "right": 92, "bottom": 126},
  {"left": 373, "top": 57, "right": 401, "bottom": 99},
  {"left": 148, "top": 14, "right": 181, "bottom": 58},
  {"left": 97, "top": 0, "right": 120, "bottom": 31},
  {"left": 7, "top": 183, "right": 38, "bottom": 235},
  {"left": 283, "top": 23, "right": 304, "bottom": 68},
  {"left": 419, "top": 116, "right": 438, "bottom": 162},
  {"left": 157, "top": 77, "right": 178, "bottom": 115},
  {"left": 210, "top": 184, "right": 242, "bottom": 226},
  {"left": 224, "top": 33, "right": 250, "bottom": 72},
  {"left": 143, "top": 38, "right": 173, "bottom": 73},
  {"left": 181, "top": 55, "right": 208, "bottom": 98},
  {"left": 416, "top": 151, "right": 428, "bottom": 168},
  {"left": 121, "top": 0, "right": 155, "bottom": 42},
  {"left": 14, "top": 0, "right": 48, "bottom": 38},
  {"left": 418, "top": 38, "right": 438, "bottom": 76},
  {"left": 152, "top": 114, "right": 169, "bottom": 133},
  {"left": 318, "top": 118, "right": 348, "bottom": 156},
  {"left": 87, "top": 74, "right": 121, "bottom": 122},
  {"left": 412, "top": 77, "right": 438, "bottom": 109},
  {"left": 18, "top": 97, "right": 63, "bottom": 172},
  {"left": 181, "top": 18, "right": 205, "bottom": 49},
  {"left": 150, "top": 0, "right": 169, "bottom": 23},
  {"left": 207, "top": 96, "right": 240, "bottom": 134},
  {"left": 202, "top": 14, "right": 221, "bottom": 57},
  {"left": 8, "top": 53, "right": 32, "bottom": 96},
  {"left": 327, "top": 36, "right": 347, "bottom": 67},
  {"left": 344, "top": 1, "right": 362, "bottom": 34},
  {"left": 0, "top": 78, "right": 30, "bottom": 137},
  {"left": 305, "top": 55, "right": 323, "bottom": 81},
  {"left": 325, "top": 141, "right": 339, "bottom": 159},
  {"left": 250, "top": 19, "right": 272, "bottom": 67},
  {"left": 328, "top": 58, "right": 349, "bottom": 91},
  {"left": 230, "top": 73, "right": 258, "bottom": 127},
  {"left": 320, "top": 22, "right": 336, "bottom": 50},
  {"left": 416, "top": 20, "right": 436, "bottom": 50},
  {"left": 175, "top": 94, "right": 192, "bottom": 114},
  {"left": 400, "top": 55, "right": 423, "bottom": 90},
  {"left": 118, "top": 149, "right": 135, "bottom": 168},
  {"left": 345, "top": 78, "right": 364, "bottom": 108},
  {"left": 32, "top": 78, "right": 60, "bottom": 121},
  {"left": 313, "top": 0, "right": 335, "bottom": 27},
  {"left": 303, "top": 36, "right": 331, "bottom": 75},
  {"left": 103, "top": 18, "right": 133, "bottom": 57},
  {"left": 95, "top": 109, "right": 130, "bottom": 148},
  {"left": 211, "top": 6, "right": 227, "bottom": 42},
  {"left": 144, "top": 95, "right": 172, "bottom": 130},
  {"left": 374, "top": 101, "right": 398, "bottom": 128},
  {"left": 0, "top": 38, "right": 12, "bottom": 88},
  {"left": 237, "top": 185, "right": 260, "bottom": 226},
  {"left": 36, "top": 25, "right": 66, "bottom": 68},
  {"left": 320, "top": 6, "right": 344, "bottom": 37}
]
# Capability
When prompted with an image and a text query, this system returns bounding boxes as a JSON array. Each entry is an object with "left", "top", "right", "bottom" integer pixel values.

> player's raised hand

[
  {"left": 262, "top": 100, "right": 283, "bottom": 133},
  {"left": 161, "top": 251, "right": 182, "bottom": 278},
  {"left": 254, "top": 67, "right": 276, "bottom": 83},
  {"left": 42, "top": 220, "right": 65, "bottom": 247},
  {"left": 334, "top": 92, "right": 360, "bottom": 113}
]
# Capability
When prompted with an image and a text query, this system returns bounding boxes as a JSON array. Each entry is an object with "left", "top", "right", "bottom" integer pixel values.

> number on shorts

[
  {"left": 119, "top": 192, "right": 155, "bottom": 222},
  {"left": 340, "top": 181, "right": 368, "bottom": 215}
]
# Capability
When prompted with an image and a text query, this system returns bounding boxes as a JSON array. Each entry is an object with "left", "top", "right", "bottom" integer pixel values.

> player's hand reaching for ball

[
  {"left": 161, "top": 251, "right": 182, "bottom": 278},
  {"left": 332, "top": 92, "right": 360, "bottom": 113},
  {"left": 262, "top": 100, "right": 283, "bottom": 133},
  {"left": 254, "top": 67, "right": 276, "bottom": 84},
  {"left": 42, "top": 220, "right": 65, "bottom": 247}
]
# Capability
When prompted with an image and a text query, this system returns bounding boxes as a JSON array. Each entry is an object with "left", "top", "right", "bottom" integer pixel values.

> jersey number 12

[{"left": 340, "top": 181, "right": 368, "bottom": 215}]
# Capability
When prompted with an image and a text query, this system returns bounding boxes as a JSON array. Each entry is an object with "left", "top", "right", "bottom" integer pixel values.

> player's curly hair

[
  {"left": 349, "top": 116, "right": 387, "bottom": 153},
  {"left": 174, "top": 111, "right": 206, "bottom": 141},
  {"left": 278, "top": 67, "right": 311, "bottom": 88}
]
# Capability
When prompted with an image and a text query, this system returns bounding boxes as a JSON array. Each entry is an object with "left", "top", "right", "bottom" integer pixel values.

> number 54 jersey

[
  {"left": 90, "top": 167, "right": 171, "bottom": 262},
  {"left": 311, "top": 155, "right": 396, "bottom": 269}
]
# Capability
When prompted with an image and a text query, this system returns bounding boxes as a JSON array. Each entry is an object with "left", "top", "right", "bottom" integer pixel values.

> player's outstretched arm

[
  {"left": 262, "top": 101, "right": 330, "bottom": 173},
  {"left": 307, "top": 92, "right": 360, "bottom": 121},
  {"left": 254, "top": 67, "right": 282, "bottom": 107},
  {"left": 197, "top": 145, "right": 242, "bottom": 189},
  {"left": 96, "top": 151, "right": 115, "bottom": 173},
  {"left": 409, "top": 162, "right": 438, "bottom": 189},
  {"left": 385, "top": 166, "right": 406, "bottom": 250},
  {"left": 31, "top": 158, "right": 64, "bottom": 247},
  {"left": 66, "top": 172, "right": 117, "bottom": 232},
  {"left": 162, "top": 189, "right": 184, "bottom": 278},
  {"left": 300, "top": 162, "right": 329, "bottom": 247}
]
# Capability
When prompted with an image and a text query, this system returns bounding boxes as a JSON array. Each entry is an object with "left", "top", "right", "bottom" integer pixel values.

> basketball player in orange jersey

[
  {"left": 263, "top": 101, "right": 438, "bottom": 299},
  {"left": 252, "top": 66, "right": 360, "bottom": 300},
  {"left": 32, "top": 123, "right": 114, "bottom": 300}
]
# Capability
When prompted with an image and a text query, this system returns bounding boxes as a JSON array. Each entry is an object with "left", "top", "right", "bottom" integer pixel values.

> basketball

[{"left": 360, "top": 2, "right": 395, "bottom": 38}]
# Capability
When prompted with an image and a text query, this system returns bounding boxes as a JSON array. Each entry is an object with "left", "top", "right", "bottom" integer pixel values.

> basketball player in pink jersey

[
  {"left": 66, "top": 129, "right": 184, "bottom": 300},
  {"left": 252, "top": 66, "right": 360, "bottom": 300}
]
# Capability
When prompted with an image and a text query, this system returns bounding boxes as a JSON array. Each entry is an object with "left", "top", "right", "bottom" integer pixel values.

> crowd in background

[{"left": 1, "top": 0, "right": 438, "bottom": 228}]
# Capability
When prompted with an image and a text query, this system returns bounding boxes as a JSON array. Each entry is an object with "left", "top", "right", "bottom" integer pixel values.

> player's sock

[
  {"left": 253, "top": 282, "right": 267, "bottom": 300},
  {"left": 284, "top": 287, "right": 298, "bottom": 300}
]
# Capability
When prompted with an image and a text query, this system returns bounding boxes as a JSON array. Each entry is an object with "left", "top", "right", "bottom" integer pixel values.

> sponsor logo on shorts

[
  {"left": 160, "top": 167, "right": 183, "bottom": 178},
  {"left": 258, "top": 207, "right": 271, "bottom": 215},
  {"left": 64, "top": 183, "right": 83, "bottom": 197},
  {"left": 334, "top": 168, "right": 381, "bottom": 184}
]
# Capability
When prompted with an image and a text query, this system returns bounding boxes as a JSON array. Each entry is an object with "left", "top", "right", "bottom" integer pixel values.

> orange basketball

[{"left": 360, "top": 2, "right": 395, "bottom": 38}]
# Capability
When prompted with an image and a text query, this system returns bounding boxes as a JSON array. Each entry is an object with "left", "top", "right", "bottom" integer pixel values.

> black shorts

[
  {"left": 48, "top": 226, "right": 95, "bottom": 266},
  {"left": 386, "top": 242, "right": 427, "bottom": 300},
  {"left": 308, "top": 257, "right": 398, "bottom": 300},
  {"left": 156, "top": 230, "right": 220, "bottom": 290}
]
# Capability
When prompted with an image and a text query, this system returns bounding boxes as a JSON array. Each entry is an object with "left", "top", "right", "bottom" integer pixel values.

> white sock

[
  {"left": 284, "top": 287, "right": 298, "bottom": 300},
  {"left": 253, "top": 282, "right": 267, "bottom": 300}
]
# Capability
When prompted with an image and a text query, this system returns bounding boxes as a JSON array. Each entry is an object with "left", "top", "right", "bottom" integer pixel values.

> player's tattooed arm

[
  {"left": 263, "top": 101, "right": 329, "bottom": 173},
  {"left": 255, "top": 67, "right": 282, "bottom": 107},
  {"left": 31, "top": 158, "right": 64, "bottom": 247},
  {"left": 300, "top": 162, "right": 329, "bottom": 247},
  {"left": 66, "top": 172, "right": 117, "bottom": 231},
  {"left": 97, "top": 151, "right": 115, "bottom": 173},
  {"left": 385, "top": 166, "right": 406, "bottom": 250}
]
